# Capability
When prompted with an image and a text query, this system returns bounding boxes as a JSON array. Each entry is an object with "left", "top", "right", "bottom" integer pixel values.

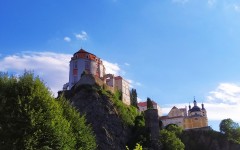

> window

[{"left": 74, "top": 61, "right": 78, "bottom": 68}]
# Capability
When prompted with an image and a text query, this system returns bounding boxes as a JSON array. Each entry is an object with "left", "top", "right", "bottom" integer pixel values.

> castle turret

[
  {"left": 68, "top": 49, "right": 105, "bottom": 89},
  {"left": 201, "top": 103, "right": 207, "bottom": 117}
]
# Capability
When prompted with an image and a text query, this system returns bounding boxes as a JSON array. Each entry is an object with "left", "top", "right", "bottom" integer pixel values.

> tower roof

[
  {"left": 189, "top": 106, "right": 201, "bottom": 112},
  {"left": 74, "top": 48, "right": 95, "bottom": 56}
]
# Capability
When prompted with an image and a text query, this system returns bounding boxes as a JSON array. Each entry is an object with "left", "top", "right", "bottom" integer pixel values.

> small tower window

[{"left": 74, "top": 61, "right": 78, "bottom": 68}]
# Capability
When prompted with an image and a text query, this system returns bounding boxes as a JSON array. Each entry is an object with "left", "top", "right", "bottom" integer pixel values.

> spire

[{"left": 193, "top": 96, "right": 197, "bottom": 106}]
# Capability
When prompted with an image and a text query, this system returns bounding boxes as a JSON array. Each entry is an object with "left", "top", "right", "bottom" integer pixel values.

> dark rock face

[
  {"left": 181, "top": 130, "right": 240, "bottom": 150},
  {"left": 69, "top": 87, "right": 131, "bottom": 150}
]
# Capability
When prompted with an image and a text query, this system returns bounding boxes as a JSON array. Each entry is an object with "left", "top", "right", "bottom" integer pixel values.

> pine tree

[
  {"left": 147, "top": 97, "right": 154, "bottom": 109},
  {"left": 130, "top": 89, "right": 138, "bottom": 108}
]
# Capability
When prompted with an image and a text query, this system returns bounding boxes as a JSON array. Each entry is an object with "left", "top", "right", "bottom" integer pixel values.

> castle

[
  {"left": 63, "top": 49, "right": 131, "bottom": 105},
  {"left": 160, "top": 99, "right": 208, "bottom": 130}
]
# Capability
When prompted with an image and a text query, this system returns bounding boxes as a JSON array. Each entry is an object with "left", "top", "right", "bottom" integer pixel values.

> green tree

[
  {"left": 166, "top": 124, "right": 183, "bottom": 137},
  {"left": 146, "top": 97, "right": 153, "bottom": 109},
  {"left": 130, "top": 89, "right": 138, "bottom": 108},
  {"left": 0, "top": 72, "right": 96, "bottom": 150},
  {"left": 219, "top": 118, "right": 240, "bottom": 143},
  {"left": 160, "top": 129, "right": 185, "bottom": 150}
]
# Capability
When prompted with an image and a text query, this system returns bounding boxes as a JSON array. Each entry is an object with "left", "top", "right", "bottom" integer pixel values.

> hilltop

[{"left": 60, "top": 74, "right": 240, "bottom": 150}]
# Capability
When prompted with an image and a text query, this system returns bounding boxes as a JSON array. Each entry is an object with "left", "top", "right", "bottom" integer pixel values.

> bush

[
  {"left": 0, "top": 72, "right": 96, "bottom": 150},
  {"left": 98, "top": 87, "right": 139, "bottom": 126}
]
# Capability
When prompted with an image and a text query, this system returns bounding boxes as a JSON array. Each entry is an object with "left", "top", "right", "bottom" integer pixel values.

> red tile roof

[{"left": 138, "top": 101, "right": 157, "bottom": 107}]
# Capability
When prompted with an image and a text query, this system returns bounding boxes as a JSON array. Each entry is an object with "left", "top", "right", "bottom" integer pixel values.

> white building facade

[{"left": 114, "top": 76, "right": 131, "bottom": 105}]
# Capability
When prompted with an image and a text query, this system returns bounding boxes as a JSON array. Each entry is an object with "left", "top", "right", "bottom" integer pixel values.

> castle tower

[{"left": 68, "top": 49, "right": 105, "bottom": 89}]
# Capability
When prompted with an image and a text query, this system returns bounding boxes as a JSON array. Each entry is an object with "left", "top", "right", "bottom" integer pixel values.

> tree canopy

[
  {"left": 160, "top": 129, "right": 184, "bottom": 150},
  {"left": 130, "top": 88, "right": 138, "bottom": 108},
  {"left": 219, "top": 118, "right": 240, "bottom": 144},
  {"left": 0, "top": 72, "right": 96, "bottom": 150},
  {"left": 159, "top": 124, "right": 184, "bottom": 150},
  {"left": 146, "top": 97, "right": 154, "bottom": 109}
]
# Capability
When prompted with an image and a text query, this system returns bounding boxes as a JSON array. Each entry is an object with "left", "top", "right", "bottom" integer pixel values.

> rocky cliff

[
  {"left": 64, "top": 84, "right": 134, "bottom": 150},
  {"left": 181, "top": 130, "right": 240, "bottom": 150}
]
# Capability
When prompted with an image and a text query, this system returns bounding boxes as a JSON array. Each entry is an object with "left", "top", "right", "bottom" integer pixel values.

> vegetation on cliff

[
  {"left": 0, "top": 72, "right": 96, "bottom": 150},
  {"left": 160, "top": 124, "right": 185, "bottom": 150},
  {"left": 99, "top": 87, "right": 139, "bottom": 126}
]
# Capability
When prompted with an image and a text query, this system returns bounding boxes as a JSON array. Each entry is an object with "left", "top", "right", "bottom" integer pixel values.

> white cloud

[
  {"left": 135, "top": 82, "right": 142, "bottom": 86},
  {"left": 161, "top": 83, "right": 240, "bottom": 123},
  {"left": 233, "top": 4, "right": 240, "bottom": 12},
  {"left": 0, "top": 51, "right": 134, "bottom": 98},
  {"left": 207, "top": 83, "right": 240, "bottom": 105},
  {"left": 137, "top": 97, "right": 144, "bottom": 102},
  {"left": 124, "top": 62, "right": 130, "bottom": 66},
  {"left": 126, "top": 79, "right": 142, "bottom": 88},
  {"left": 102, "top": 60, "right": 120, "bottom": 75},
  {"left": 224, "top": 3, "right": 240, "bottom": 13},
  {"left": 172, "top": 0, "right": 189, "bottom": 4},
  {"left": 64, "top": 36, "right": 71, "bottom": 42},
  {"left": 75, "top": 31, "right": 88, "bottom": 40},
  {"left": 208, "top": 0, "right": 216, "bottom": 7},
  {"left": 0, "top": 52, "right": 71, "bottom": 96}
]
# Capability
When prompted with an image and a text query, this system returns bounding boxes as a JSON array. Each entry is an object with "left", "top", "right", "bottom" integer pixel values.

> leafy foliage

[
  {"left": 99, "top": 87, "right": 139, "bottom": 126},
  {"left": 0, "top": 72, "right": 96, "bottom": 150},
  {"left": 130, "top": 88, "right": 138, "bottom": 108},
  {"left": 126, "top": 143, "right": 143, "bottom": 150},
  {"left": 219, "top": 118, "right": 240, "bottom": 144},
  {"left": 146, "top": 97, "right": 153, "bottom": 109},
  {"left": 165, "top": 124, "right": 183, "bottom": 137},
  {"left": 160, "top": 129, "right": 185, "bottom": 150}
]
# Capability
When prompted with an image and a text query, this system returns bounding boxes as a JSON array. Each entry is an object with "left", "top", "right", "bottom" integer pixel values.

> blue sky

[{"left": 1, "top": 0, "right": 240, "bottom": 131}]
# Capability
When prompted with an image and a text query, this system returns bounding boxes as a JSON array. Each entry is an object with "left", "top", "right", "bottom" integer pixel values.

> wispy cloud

[
  {"left": 161, "top": 83, "right": 240, "bottom": 122},
  {"left": 207, "top": 0, "right": 216, "bottom": 7},
  {"left": 172, "top": 0, "right": 189, "bottom": 4},
  {"left": 0, "top": 51, "right": 134, "bottom": 98},
  {"left": 126, "top": 79, "right": 142, "bottom": 88},
  {"left": 75, "top": 31, "right": 88, "bottom": 40},
  {"left": 137, "top": 97, "right": 144, "bottom": 102},
  {"left": 207, "top": 83, "right": 240, "bottom": 105},
  {"left": 223, "top": 2, "right": 240, "bottom": 13},
  {"left": 102, "top": 60, "right": 121, "bottom": 75},
  {"left": 0, "top": 52, "right": 71, "bottom": 96},
  {"left": 64, "top": 37, "right": 71, "bottom": 42},
  {"left": 233, "top": 4, "right": 240, "bottom": 12},
  {"left": 124, "top": 62, "right": 130, "bottom": 66}
]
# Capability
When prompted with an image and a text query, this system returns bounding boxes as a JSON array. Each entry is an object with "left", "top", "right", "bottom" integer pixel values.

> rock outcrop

[
  {"left": 181, "top": 130, "right": 240, "bottom": 150},
  {"left": 66, "top": 85, "right": 132, "bottom": 150}
]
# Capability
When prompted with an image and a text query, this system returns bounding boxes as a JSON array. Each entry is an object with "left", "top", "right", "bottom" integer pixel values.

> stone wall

[
  {"left": 144, "top": 109, "right": 162, "bottom": 149},
  {"left": 74, "top": 74, "right": 115, "bottom": 93}
]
